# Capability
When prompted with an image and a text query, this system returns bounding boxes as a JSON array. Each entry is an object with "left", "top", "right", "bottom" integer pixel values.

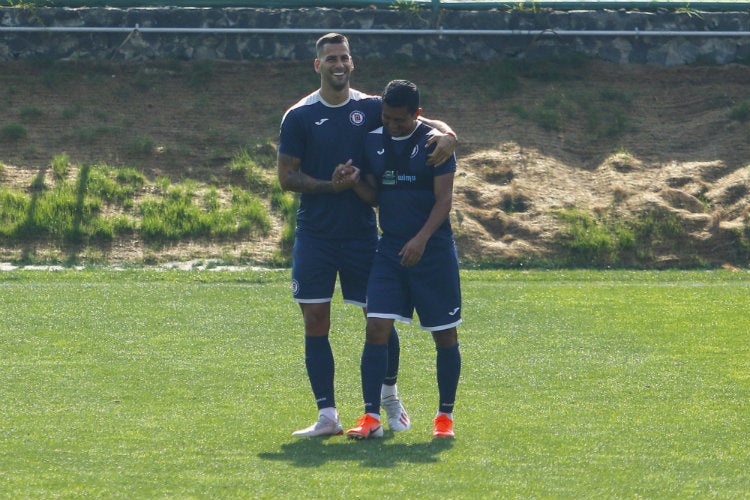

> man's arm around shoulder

[{"left": 418, "top": 117, "right": 458, "bottom": 167}]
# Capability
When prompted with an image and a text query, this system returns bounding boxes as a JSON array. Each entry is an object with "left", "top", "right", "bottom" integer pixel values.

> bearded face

[{"left": 315, "top": 42, "right": 354, "bottom": 92}]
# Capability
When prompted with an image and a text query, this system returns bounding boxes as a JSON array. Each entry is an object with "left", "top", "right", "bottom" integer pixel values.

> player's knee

[
  {"left": 365, "top": 319, "right": 392, "bottom": 345},
  {"left": 432, "top": 328, "right": 458, "bottom": 349},
  {"left": 301, "top": 304, "right": 331, "bottom": 335},
  {"left": 304, "top": 317, "right": 330, "bottom": 335}
]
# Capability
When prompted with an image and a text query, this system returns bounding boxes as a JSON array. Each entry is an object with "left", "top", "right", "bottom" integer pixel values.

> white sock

[
  {"left": 436, "top": 411, "right": 454, "bottom": 421},
  {"left": 367, "top": 412, "right": 381, "bottom": 421},
  {"left": 320, "top": 407, "right": 338, "bottom": 421},
  {"left": 381, "top": 383, "right": 398, "bottom": 399}
]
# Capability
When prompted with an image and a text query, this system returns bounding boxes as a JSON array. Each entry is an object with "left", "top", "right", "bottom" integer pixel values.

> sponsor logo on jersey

[
  {"left": 377, "top": 148, "right": 385, "bottom": 155},
  {"left": 410, "top": 145, "right": 419, "bottom": 158},
  {"left": 349, "top": 110, "right": 365, "bottom": 126},
  {"left": 314, "top": 118, "right": 329, "bottom": 126},
  {"left": 382, "top": 170, "right": 396, "bottom": 185},
  {"left": 382, "top": 170, "right": 418, "bottom": 185}
]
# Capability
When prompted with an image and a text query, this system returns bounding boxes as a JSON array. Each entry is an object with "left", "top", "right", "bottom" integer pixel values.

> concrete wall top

[{"left": 1, "top": 6, "right": 749, "bottom": 65}]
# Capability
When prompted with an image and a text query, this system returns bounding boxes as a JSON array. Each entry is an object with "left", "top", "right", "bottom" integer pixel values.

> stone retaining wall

[{"left": 1, "top": 6, "right": 749, "bottom": 65}]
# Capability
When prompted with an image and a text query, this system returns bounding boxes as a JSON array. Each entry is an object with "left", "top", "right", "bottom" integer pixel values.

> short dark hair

[
  {"left": 316, "top": 33, "right": 349, "bottom": 58},
  {"left": 382, "top": 80, "right": 420, "bottom": 114}
]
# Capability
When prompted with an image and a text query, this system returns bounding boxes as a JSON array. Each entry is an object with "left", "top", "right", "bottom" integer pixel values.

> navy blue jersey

[
  {"left": 363, "top": 123, "right": 457, "bottom": 242},
  {"left": 278, "top": 89, "right": 382, "bottom": 239}
]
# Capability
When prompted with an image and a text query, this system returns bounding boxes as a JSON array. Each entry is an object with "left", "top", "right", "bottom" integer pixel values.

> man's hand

[
  {"left": 332, "top": 159, "right": 360, "bottom": 192},
  {"left": 425, "top": 132, "right": 457, "bottom": 166},
  {"left": 399, "top": 235, "right": 428, "bottom": 267}
]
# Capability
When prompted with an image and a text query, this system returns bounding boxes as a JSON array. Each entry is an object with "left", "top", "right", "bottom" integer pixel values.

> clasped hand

[{"left": 331, "top": 159, "right": 360, "bottom": 192}]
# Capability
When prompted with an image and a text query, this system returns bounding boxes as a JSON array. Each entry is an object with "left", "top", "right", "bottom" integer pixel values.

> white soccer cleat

[
  {"left": 382, "top": 395, "right": 412, "bottom": 431},
  {"left": 292, "top": 414, "right": 344, "bottom": 437}
]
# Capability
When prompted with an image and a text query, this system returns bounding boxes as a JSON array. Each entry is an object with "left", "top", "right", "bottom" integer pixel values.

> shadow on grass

[
  {"left": 258, "top": 432, "right": 454, "bottom": 468},
  {"left": 18, "top": 166, "right": 48, "bottom": 263}
]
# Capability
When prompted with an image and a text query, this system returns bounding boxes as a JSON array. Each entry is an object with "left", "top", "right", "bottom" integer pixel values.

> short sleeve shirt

[
  {"left": 278, "top": 89, "right": 382, "bottom": 239},
  {"left": 363, "top": 122, "right": 457, "bottom": 243}
]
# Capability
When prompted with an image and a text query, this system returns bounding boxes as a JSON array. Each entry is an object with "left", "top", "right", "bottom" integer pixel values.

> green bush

[
  {"left": 230, "top": 188, "right": 271, "bottom": 237},
  {"left": 51, "top": 153, "right": 70, "bottom": 181},
  {"left": 729, "top": 101, "right": 749, "bottom": 122},
  {"left": 19, "top": 105, "right": 43, "bottom": 119},
  {"left": 127, "top": 136, "right": 155, "bottom": 156},
  {"left": 204, "top": 186, "right": 220, "bottom": 212},
  {"left": 230, "top": 147, "right": 270, "bottom": 190},
  {"left": 0, "top": 188, "right": 29, "bottom": 237},
  {"left": 140, "top": 186, "right": 209, "bottom": 242},
  {"left": 86, "top": 165, "right": 144, "bottom": 207},
  {"left": 139, "top": 185, "right": 270, "bottom": 245},
  {"left": 0, "top": 123, "right": 27, "bottom": 141},
  {"left": 114, "top": 167, "right": 147, "bottom": 188},
  {"left": 556, "top": 208, "right": 688, "bottom": 267},
  {"left": 1, "top": 162, "right": 141, "bottom": 244},
  {"left": 270, "top": 182, "right": 298, "bottom": 254},
  {"left": 556, "top": 209, "right": 617, "bottom": 266}
]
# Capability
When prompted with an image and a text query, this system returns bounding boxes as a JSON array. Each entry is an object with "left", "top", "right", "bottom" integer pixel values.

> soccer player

[
  {"left": 277, "top": 34, "right": 457, "bottom": 437},
  {"left": 341, "top": 79, "right": 462, "bottom": 439}
]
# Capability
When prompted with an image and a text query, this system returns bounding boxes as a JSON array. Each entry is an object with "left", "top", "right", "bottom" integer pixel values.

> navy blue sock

[
  {"left": 361, "top": 342, "right": 388, "bottom": 415},
  {"left": 384, "top": 327, "right": 400, "bottom": 386},
  {"left": 304, "top": 336, "right": 335, "bottom": 410},
  {"left": 436, "top": 343, "right": 461, "bottom": 415}
]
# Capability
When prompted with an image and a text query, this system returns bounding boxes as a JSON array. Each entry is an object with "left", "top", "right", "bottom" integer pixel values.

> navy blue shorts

[
  {"left": 292, "top": 230, "right": 378, "bottom": 307},
  {"left": 366, "top": 236, "right": 462, "bottom": 331}
]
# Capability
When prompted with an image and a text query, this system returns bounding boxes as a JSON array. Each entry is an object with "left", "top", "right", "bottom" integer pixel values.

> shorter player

[{"left": 338, "top": 79, "right": 462, "bottom": 439}]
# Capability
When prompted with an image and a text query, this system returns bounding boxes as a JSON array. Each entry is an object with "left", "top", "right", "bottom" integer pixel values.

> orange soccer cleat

[
  {"left": 432, "top": 413, "right": 455, "bottom": 438},
  {"left": 346, "top": 414, "right": 384, "bottom": 440}
]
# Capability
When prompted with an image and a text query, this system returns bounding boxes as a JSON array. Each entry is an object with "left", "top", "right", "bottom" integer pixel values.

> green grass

[
  {"left": 0, "top": 160, "right": 273, "bottom": 251},
  {"left": 229, "top": 147, "right": 271, "bottom": 191},
  {"left": 554, "top": 208, "right": 706, "bottom": 267},
  {"left": 1, "top": 269, "right": 748, "bottom": 498}
]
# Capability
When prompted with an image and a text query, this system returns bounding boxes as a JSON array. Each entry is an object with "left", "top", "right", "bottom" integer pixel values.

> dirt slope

[{"left": 0, "top": 59, "right": 748, "bottom": 266}]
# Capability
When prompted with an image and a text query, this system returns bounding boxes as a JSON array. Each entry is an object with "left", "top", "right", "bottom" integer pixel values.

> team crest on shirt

[
  {"left": 291, "top": 279, "right": 300, "bottom": 296},
  {"left": 349, "top": 110, "right": 365, "bottom": 126}
]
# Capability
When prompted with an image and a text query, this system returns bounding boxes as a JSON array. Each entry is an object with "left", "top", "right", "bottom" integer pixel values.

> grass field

[{"left": 1, "top": 268, "right": 749, "bottom": 498}]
